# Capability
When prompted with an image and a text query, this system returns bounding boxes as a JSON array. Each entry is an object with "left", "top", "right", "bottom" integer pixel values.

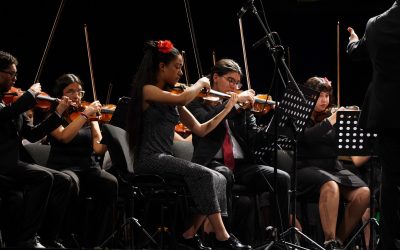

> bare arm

[
  {"left": 143, "top": 77, "right": 210, "bottom": 107},
  {"left": 351, "top": 156, "right": 371, "bottom": 167},
  {"left": 179, "top": 93, "right": 238, "bottom": 137},
  {"left": 90, "top": 121, "right": 107, "bottom": 154},
  {"left": 50, "top": 101, "right": 102, "bottom": 143}
]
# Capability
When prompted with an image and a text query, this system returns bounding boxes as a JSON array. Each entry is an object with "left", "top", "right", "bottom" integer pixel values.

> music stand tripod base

[
  {"left": 336, "top": 110, "right": 379, "bottom": 250},
  {"left": 255, "top": 83, "right": 321, "bottom": 250},
  {"left": 98, "top": 216, "right": 160, "bottom": 249}
]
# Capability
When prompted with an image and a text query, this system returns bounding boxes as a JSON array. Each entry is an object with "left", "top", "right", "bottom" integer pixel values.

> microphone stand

[
  {"left": 239, "top": 2, "right": 319, "bottom": 250},
  {"left": 246, "top": 4, "right": 306, "bottom": 102}
]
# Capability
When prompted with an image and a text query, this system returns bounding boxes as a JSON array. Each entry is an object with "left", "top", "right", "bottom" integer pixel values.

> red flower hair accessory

[
  {"left": 323, "top": 77, "right": 332, "bottom": 86},
  {"left": 157, "top": 40, "right": 174, "bottom": 53}
]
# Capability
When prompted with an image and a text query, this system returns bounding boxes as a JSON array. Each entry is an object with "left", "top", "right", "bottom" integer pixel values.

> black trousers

[
  {"left": 208, "top": 160, "right": 291, "bottom": 233},
  {"left": 61, "top": 167, "right": 118, "bottom": 248},
  {"left": 377, "top": 131, "right": 400, "bottom": 249},
  {"left": 0, "top": 161, "right": 72, "bottom": 244},
  {"left": 0, "top": 188, "right": 24, "bottom": 244}
]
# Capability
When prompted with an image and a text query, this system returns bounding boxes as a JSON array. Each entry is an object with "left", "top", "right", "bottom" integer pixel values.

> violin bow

[
  {"left": 183, "top": 0, "right": 204, "bottom": 78},
  {"left": 34, "top": 0, "right": 67, "bottom": 83},
  {"left": 84, "top": 24, "right": 98, "bottom": 101},
  {"left": 337, "top": 21, "right": 341, "bottom": 107},
  {"left": 106, "top": 82, "right": 113, "bottom": 105},
  {"left": 238, "top": 17, "right": 252, "bottom": 90},
  {"left": 212, "top": 51, "right": 216, "bottom": 66},
  {"left": 181, "top": 50, "right": 191, "bottom": 85}
]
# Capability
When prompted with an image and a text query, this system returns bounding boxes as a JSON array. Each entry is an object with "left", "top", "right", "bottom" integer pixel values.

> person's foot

[
  {"left": 177, "top": 234, "right": 212, "bottom": 250},
  {"left": 13, "top": 236, "right": 46, "bottom": 248},
  {"left": 42, "top": 239, "right": 66, "bottom": 249},
  {"left": 214, "top": 233, "right": 252, "bottom": 250}
]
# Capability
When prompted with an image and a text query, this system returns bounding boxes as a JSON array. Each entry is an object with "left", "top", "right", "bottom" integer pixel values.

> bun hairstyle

[{"left": 304, "top": 76, "right": 334, "bottom": 108}]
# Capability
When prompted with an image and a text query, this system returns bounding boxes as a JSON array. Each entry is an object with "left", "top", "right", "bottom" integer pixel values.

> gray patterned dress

[{"left": 135, "top": 102, "right": 227, "bottom": 216}]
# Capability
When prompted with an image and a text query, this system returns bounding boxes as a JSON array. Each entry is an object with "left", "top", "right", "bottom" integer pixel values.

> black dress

[
  {"left": 135, "top": 102, "right": 228, "bottom": 216},
  {"left": 296, "top": 118, "right": 367, "bottom": 196}
]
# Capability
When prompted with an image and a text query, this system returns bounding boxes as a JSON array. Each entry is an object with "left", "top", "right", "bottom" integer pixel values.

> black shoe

[
  {"left": 42, "top": 239, "right": 66, "bottom": 249},
  {"left": 324, "top": 240, "right": 341, "bottom": 250},
  {"left": 203, "top": 232, "right": 216, "bottom": 248},
  {"left": 177, "top": 234, "right": 212, "bottom": 250},
  {"left": 215, "top": 233, "right": 252, "bottom": 250},
  {"left": 13, "top": 236, "right": 46, "bottom": 248}
]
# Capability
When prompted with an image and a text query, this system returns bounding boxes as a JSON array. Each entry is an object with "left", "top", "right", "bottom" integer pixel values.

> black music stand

[
  {"left": 254, "top": 83, "right": 323, "bottom": 250},
  {"left": 335, "top": 110, "right": 380, "bottom": 250}
]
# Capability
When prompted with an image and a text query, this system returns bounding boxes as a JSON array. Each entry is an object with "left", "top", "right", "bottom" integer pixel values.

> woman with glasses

[
  {"left": 187, "top": 58, "right": 291, "bottom": 244},
  {"left": 45, "top": 73, "right": 118, "bottom": 248}
]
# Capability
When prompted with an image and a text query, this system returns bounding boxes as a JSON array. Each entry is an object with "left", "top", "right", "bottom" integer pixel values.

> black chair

[
  {"left": 22, "top": 141, "right": 51, "bottom": 166},
  {"left": 101, "top": 124, "right": 192, "bottom": 249}
]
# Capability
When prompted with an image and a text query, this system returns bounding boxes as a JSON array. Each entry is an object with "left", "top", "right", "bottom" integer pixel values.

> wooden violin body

[{"left": 2, "top": 87, "right": 58, "bottom": 111}]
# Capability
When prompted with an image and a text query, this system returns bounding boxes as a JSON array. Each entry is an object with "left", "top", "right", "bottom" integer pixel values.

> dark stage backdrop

[{"left": 1, "top": 0, "right": 394, "bottom": 108}]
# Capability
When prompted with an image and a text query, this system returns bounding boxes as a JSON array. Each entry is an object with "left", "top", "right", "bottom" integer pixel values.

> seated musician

[
  {"left": 0, "top": 51, "right": 73, "bottom": 248},
  {"left": 186, "top": 58, "right": 291, "bottom": 243},
  {"left": 126, "top": 40, "right": 251, "bottom": 250},
  {"left": 296, "top": 76, "right": 370, "bottom": 250},
  {"left": 45, "top": 73, "right": 118, "bottom": 248}
]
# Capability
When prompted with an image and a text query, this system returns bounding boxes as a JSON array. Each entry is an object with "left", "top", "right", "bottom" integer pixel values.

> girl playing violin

[
  {"left": 126, "top": 40, "right": 251, "bottom": 250},
  {"left": 296, "top": 76, "right": 370, "bottom": 250},
  {"left": 45, "top": 73, "right": 118, "bottom": 248}
]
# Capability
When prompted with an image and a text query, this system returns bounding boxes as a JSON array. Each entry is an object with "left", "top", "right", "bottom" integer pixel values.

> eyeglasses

[
  {"left": 1, "top": 70, "right": 18, "bottom": 78},
  {"left": 223, "top": 76, "right": 242, "bottom": 89},
  {"left": 65, "top": 89, "right": 85, "bottom": 98}
]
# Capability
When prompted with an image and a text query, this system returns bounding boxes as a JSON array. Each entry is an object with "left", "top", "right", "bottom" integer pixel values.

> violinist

[
  {"left": 295, "top": 76, "right": 370, "bottom": 250},
  {"left": 126, "top": 40, "right": 251, "bottom": 250},
  {"left": 45, "top": 73, "right": 118, "bottom": 248},
  {"left": 186, "top": 58, "right": 291, "bottom": 242},
  {"left": 0, "top": 51, "right": 73, "bottom": 248}
]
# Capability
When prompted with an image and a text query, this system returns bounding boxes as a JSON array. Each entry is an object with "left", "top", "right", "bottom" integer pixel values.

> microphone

[
  {"left": 252, "top": 35, "right": 271, "bottom": 49},
  {"left": 237, "top": 0, "right": 255, "bottom": 18}
]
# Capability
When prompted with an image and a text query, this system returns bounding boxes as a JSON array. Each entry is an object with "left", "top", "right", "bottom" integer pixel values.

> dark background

[{"left": 1, "top": 0, "right": 395, "bottom": 107}]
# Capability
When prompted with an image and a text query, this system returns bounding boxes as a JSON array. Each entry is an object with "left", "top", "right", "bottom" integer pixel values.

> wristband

[{"left": 80, "top": 112, "right": 89, "bottom": 120}]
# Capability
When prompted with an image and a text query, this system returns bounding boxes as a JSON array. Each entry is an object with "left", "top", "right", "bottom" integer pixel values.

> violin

[
  {"left": 167, "top": 83, "right": 275, "bottom": 113},
  {"left": 175, "top": 122, "right": 191, "bottom": 137},
  {"left": 244, "top": 93, "right": 274, "bottom": 113},
  {"left": 167, "top": 83, "right": 209, "bottom": 96},
  {"left": 99, "top": 104, "right": 116, "bottom": 123},
  {"left": 314, "top": 105, "right": 360, "bottom": 123},
  {"left": 2, "top": 86, "right": 58, "bottom": 111},
  {"left": 64, "top": 101, "right": 115, "bottom": 123}
]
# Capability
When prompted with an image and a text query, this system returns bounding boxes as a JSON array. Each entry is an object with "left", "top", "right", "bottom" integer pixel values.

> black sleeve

[
  {"left": 0, "top": 92, "right": 36, "bottom": 120},
  {"left": 21, "top": 112, "right": 62, "bottom": 143},
  {"left": 346, "top": 18, "right": 372, "bottom": 61},
  {"left": 186, "top": 98, "right": 226, "bottom": 123},
  {"left": 298, "top": 119, "right": 333, "bottom": 145}
]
